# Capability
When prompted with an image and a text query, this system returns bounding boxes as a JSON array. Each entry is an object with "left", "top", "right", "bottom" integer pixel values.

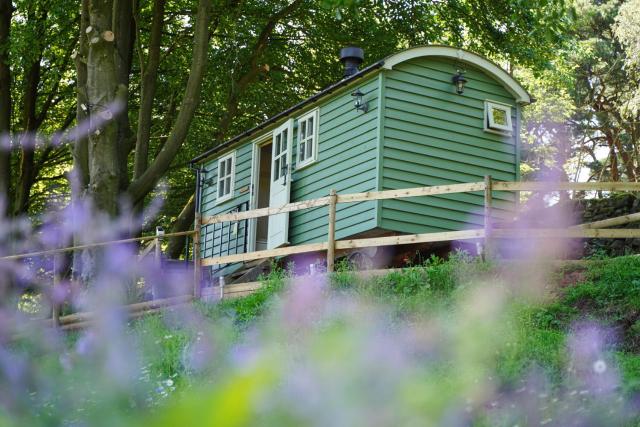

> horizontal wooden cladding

[
  {"left": 492, "top": 182, "right": 640, "bottom": 192},
  {"left": 390, "top": 62, "right": 514, "bottom": 105},
  {"left": 492, "top": 229, "right": 640, "bottom": 239}
]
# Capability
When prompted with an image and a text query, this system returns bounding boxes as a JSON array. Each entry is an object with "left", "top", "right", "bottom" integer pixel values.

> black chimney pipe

[{"left": 340, "top": 46, "right": 364, "bottom": 78}]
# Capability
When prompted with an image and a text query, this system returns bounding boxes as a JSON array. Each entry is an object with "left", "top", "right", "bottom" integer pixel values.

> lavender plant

[{"left": 0, "top": 184, "right": 639, "bottom": 426}]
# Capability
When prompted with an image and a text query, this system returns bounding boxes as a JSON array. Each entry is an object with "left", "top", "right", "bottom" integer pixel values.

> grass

[{"left": 131, "top": 253, "right": 640, "bottom": 405}]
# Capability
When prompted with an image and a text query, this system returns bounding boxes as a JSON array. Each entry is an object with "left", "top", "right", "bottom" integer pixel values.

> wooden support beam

[
  {"left": 51, "top": 294, "right": 194, "bottom": 326},
  {"left": 572, "top": 212, "right": 640, "bottom": 229},
  {"left": 224, "top": 281, "right": 263, "bottom": 295},
  {"left": 335, "top": 182, "right": 486, "bottom": 203},
  {"left": 1, "top": 231, "right": 196, "bottom": 261},
  {"left": 138, "top": 240, "right": 157, "bottom": 260},
  {"left": 334, "top": 229, "right": 485, "bottom": 249},
  {"left": 492, "top": 228, "right": 640, "bottom": 239},
  {"left": 202, "top": 197, "right": 331, "bottom": 224},
  {"left": 52, "top": 255, "right": 60, "bottom": 327},
  {"left": 327, "top": 189, "right": 337, "bottom": 273},
  {"left": 201, "top": 182, "right": 487, "bottom": 225},
  {"left": 492, "top": 181, "right": 640, "bottom": 192},
  {"left": 201, "top": 242, "right": 329, "bottom": 266},
  {"left": 484, "top": 175, "right": 493, "bottom": 259},
  {"left": 193, "top": 213, "right": 202, "bottom": 298}
]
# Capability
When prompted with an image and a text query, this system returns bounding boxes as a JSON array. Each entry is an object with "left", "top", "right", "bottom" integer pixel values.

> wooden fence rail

[
  {"left": 0, "top": 230, "right": 196, "bottom": 261},
  {"left": 3, "top": 179, "right": 640, "bottom": 330},
  {"left": 199, "top": 179, "right": 640, "bottom": 272}
]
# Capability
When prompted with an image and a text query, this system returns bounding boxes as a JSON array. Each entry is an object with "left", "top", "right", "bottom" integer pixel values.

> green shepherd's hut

[{"left": 190, "top": 45, "right": 532, "bottom": 279}]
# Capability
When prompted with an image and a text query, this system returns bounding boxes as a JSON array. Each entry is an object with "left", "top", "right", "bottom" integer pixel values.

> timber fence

[
  {"left": 3, "top": 177, "right": 640, "bottom": 329},
  {"left": 1, "top": 230, "right": 197, "bottom": 328},
  {"left": 200, "top": 177, "right": 640, "bottom": 270}
]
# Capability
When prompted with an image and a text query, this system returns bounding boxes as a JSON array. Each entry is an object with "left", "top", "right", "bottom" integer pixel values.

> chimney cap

[
  {"left": 340, "top": 46, "right": 364, "bottom": 63},
  {"left": 340, "top": 46, "right": 364, "bottom": 78}
]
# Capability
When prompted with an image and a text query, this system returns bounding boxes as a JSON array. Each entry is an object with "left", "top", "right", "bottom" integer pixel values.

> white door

[{"left": 268, "top": 120, "right": 293, "bottom": 249}]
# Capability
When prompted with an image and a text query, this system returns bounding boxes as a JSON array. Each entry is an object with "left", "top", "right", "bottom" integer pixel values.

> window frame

[
  {"left": 484, "top": 100, "right": 513, "bottom": 135},
  {"left": 295, "top": 109, "right": 319, "bottom": 169},
  {"left": 215, "top": 151, "right": 236, "bottom": 204}
]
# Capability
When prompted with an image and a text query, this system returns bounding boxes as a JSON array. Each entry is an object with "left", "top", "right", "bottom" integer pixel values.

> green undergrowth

[{"left": 131, "top": 253, "right": 640, "bottom": 400}]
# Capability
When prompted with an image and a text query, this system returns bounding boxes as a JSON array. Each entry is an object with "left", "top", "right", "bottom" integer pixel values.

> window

[
  {"left": 273, "top": 124, "right": 289, "bottom": 182},
  {"left": 484, "top": 101, "right": 512, "bottom": 134},
  {"left": 296, "top": 109, "right": 318, "bottom": 168},
  {"left": 216, "top": 152, "right": 235, "bottom": 203}
]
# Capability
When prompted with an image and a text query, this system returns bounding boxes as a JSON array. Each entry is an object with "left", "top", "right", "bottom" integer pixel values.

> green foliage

[
  {"left": 32, "top": 254, "right": 640, "bottom": 426},
  {"left": 212, "top": 262, "right": 290, "bottom": 326},
  {"left": 497, "top": 304, "right": 567, "bottom": 384},
  {"left": 4, "top": 0, "right": 575, "bottom": 225},
  {"left": 615, "top": 351, "right": 640, "bottom": 395},
  {"left": 132, "top": 314, "right": 192, "bottom": 381},
  {"left": 537, "top": 257, "right": 640, "bottom": 341}
]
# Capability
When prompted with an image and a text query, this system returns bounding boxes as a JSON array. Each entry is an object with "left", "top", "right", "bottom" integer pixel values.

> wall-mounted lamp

[
  {"left": 451, "top": 70, "right": 467, "bottom": 95},
  {"left": 351, "top": 88, "right": 368, "bottom": 113}
]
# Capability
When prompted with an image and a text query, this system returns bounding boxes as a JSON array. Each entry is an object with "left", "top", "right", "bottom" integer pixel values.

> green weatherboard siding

[
  {"left": 198, "top": 52, "right": 523, "bottom": 272},
  {"left": 199, "top": 143, "right": 253, "bottom": 277},
  {"left": 378, "top": 57, "right": 518, "bottom": 234},
  {"left": 289, "top": 77, "right": 379, "bottom": 245}
]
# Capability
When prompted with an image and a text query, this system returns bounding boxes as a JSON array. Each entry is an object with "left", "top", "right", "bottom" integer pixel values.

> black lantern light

[
  {"left": 351, "top": 88, "right": 368, "bottom": 113},
  {"left": 451, "top": 70, "right": 467, "bottom": 94}
]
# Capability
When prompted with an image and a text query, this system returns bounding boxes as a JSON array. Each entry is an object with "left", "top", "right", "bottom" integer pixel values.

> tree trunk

[
  {"left": 0, "top": 0, "right": 11, "bottom": 217},
  {"left": 13, "top": 40, "right": 44, "bottom": 216},
  {"left": 166, "top": 194, "right": 195, "bottom": 259},
  {"left": 113, "top": 0, "right": 135, "bottom": 192},
  {"left": 613, "top": 137, "right": 637, "bottom": 181},
  {"left": 126, "top": 0, "right": 211, "bottom": 206},
  {"left": 214, "top": 0, "right": 303, "bottom": 142},
  {"left": 134, "top": 0, "right": 166, "bottom": 182},
  {"left": 86, "top": 0, "right": 119, "bottom": 216},
  {"left": 73, "top": 0, "right": 90, "bottom": 192}
]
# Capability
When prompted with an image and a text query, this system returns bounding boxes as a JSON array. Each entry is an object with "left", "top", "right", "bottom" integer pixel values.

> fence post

[
  {"left": 155, "top": 226, "right": 164, "bottom": 267},
  {"left": 327, "top": 189, "right": 337, "bottom": 273},
  {"left": 193, "top": 213, "right": 202, "bottom": 299},
  {"left": 483, "top": 175, "right": 493, "bottom": 260},
  {"left": 52, "top": 255, "right": 60, "bottom": 327}
]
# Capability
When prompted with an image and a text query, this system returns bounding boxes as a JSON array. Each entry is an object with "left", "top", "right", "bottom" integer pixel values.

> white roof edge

[{"left": 382, "top": 46, "right": 532, "bottom": 104}]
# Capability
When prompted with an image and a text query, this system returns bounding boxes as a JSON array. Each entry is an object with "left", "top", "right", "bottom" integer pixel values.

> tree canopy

[{"left": 7, "top": 0, "right": 631, "bottom": 244}]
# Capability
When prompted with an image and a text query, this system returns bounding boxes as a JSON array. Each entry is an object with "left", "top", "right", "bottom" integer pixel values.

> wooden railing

[
  {"left": 200, "top": 178, "right": 640, "bottom": 270},
  {"left": 3, "top": 178, "right": 640, "bottom": 329},
  {"left": 1, "top": 230, "right": 197, "bottom": 327}
]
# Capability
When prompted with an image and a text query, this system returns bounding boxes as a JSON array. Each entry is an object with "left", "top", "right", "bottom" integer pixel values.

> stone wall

[{"left": 577, "top": 193, "right": 640, "bottom": 257}]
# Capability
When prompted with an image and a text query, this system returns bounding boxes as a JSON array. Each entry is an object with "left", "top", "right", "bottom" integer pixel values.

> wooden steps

[{"left": 226, "top": 258, "right": 273, "bottom": 284}]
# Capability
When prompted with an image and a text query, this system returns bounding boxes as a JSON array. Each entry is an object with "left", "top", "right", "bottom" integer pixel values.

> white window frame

[
  {"left": 215, "top": 151, "right": 236, "bottom": 204},
  {"left": 484, "top": 100, "right": 513, "bottom": 135},
  {"left": 296, "top": 109, "right": 319, "bottom": 169}
]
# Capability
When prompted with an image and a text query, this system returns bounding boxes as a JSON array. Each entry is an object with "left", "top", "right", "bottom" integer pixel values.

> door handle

[{"left": 281, "top": 162, "right": 289, "bottom": 185}]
